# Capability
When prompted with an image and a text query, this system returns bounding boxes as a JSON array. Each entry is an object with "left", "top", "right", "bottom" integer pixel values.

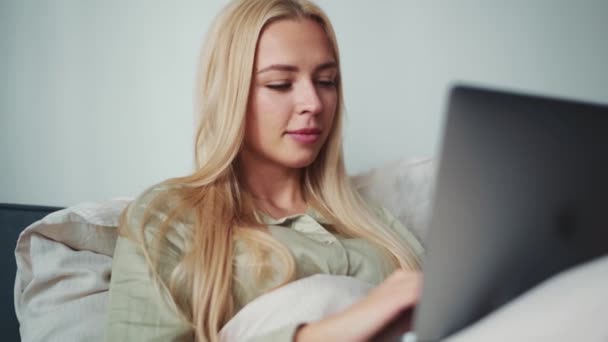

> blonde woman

[{"left": 105, "top": 0, "right": 424, "bottom": 341}]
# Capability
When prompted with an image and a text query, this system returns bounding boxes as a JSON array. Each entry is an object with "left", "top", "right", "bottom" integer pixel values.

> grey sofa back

[{"left": 0, "top": 203, "right": 64, "bottom": 342}]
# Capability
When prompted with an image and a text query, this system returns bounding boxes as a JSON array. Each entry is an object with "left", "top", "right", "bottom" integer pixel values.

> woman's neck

[{"left": 236, "top": 153, "right": 307, "bottom": 217}]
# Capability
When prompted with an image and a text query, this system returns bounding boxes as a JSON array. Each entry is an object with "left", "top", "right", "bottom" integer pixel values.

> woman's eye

[
  {"left": 266, "top": 83, "right": 292, "bottom": 91},
  {"left": 316, "top": 79, "right": 336, "bottom": 88}
]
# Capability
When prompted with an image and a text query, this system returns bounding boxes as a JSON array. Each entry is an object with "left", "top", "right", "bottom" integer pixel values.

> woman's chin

[
  {"left": 283, "top": 153, "right": 319, "bottom": 169},
  {"left": 286, "top": 158, "right": 316, "bottom": 169}
]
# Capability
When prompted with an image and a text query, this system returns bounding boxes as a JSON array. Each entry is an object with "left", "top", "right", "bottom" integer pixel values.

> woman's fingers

[
  {"left": 347, "top": 270, "right": 423, "bottom": 337},
  {"left": 366, "top": 270, "right": 423, "bottom": 314},
  {"left": 295, "top": 270, "right": 423, "bottom": 342}
]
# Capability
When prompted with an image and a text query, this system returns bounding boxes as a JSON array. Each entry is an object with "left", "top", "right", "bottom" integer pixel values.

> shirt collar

[{"left": 259, "top": 206, "right": 330, "bottom": 225}]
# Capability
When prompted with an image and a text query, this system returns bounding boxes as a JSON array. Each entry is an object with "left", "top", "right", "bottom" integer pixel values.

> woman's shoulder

[
  {"left": 357, "top": 196, "right": 392, "bottom": 222},
  {"left": 121, "top": 181, "right": 193, "bottom": 243},
  {"left": 361, "top": 197, "right": 425, "bottom": 256},
  {"left": 129, "top": 181, "right": 182, "bottom": 211}
]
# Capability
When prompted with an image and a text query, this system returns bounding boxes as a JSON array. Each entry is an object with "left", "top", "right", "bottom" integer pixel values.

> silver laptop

[{"left": 409, "top": 85, "right": 608, "bottom": 341}]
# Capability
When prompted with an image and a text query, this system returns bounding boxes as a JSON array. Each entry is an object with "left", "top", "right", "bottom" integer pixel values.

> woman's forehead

[{"left": 255, "top": 18, "right": 335, "bottom": 71}]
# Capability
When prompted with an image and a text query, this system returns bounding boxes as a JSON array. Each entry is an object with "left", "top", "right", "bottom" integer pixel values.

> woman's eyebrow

[
  {"left": 314, "top": 61, "right": 338, "bottom": 73},
  {"left": 256, "top": 61, "right": 337, "bottom": 74}
]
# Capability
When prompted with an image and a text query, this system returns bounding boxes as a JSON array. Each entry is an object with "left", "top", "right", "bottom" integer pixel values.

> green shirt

[{"left": 105, "top": 184, "right": 424, "bottom": 341}]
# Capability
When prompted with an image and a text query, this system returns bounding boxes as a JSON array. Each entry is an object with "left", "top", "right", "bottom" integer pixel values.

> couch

[{"left": 7, "top": 158, "right": 436, "bottom": 341}]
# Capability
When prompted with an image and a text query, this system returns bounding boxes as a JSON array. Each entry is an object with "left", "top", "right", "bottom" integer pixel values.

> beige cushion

[
  {"left": 353, "top": 157, "right": 436, "bottom": 243},
  {"left": 14, "top": 199, "right": 129, "bottom": 342}
]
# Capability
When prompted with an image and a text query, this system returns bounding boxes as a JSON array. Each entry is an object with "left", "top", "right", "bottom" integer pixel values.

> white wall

[{"left": 2, "top": 0, "right": 607, "bottom": 207}]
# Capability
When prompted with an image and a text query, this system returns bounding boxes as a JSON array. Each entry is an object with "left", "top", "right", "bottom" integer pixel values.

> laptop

[{"left": 409, "top": 85, "right": 608, "bottom": 341}]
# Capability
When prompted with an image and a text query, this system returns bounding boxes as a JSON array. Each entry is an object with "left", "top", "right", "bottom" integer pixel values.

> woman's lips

[{"left": 286, "top": 132, "right": 320, "bottom": 144}]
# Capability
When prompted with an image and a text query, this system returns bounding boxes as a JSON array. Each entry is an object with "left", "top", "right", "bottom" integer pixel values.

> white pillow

[
  {"left": 14, "top": 199, "right": 130, "bottom": 342},
  {"left": 219, "top": 274, "right": 374, "bottom": 341}
]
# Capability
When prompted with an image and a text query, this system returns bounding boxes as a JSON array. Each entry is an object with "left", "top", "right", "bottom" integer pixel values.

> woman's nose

[{"left": 295, "top": 81, "right": 323, "bottom": 115}]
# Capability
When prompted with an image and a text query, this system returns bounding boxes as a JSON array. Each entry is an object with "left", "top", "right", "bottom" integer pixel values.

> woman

[{"left": 105, "top": 0, "right": 424, "bottom": 341}]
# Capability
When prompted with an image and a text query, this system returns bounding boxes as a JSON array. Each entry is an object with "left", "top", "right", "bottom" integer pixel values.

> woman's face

[{"left": 242, "top": 18, "right": 339, "bottom": 170}]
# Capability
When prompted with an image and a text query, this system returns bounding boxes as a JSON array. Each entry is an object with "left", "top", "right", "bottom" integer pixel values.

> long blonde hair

[{"left": 119, "top": 0, "right": 421, "bottom": 341}]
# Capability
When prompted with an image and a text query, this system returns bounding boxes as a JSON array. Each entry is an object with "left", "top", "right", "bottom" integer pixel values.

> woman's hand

[{"left": 294, "top": 270, "right": 422, "bottom": 342}]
